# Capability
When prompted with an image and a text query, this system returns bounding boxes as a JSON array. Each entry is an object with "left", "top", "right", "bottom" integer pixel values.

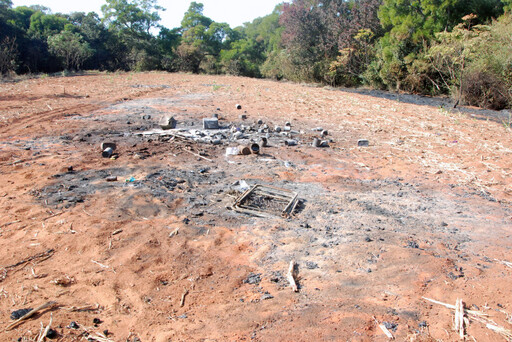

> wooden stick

[
  {"left": 180, "top": 288, "right": 189, "bottom": 307},
  {"left": 42, "top": 212, "right": 64, "bottom": 221},
  {"left": 470, "top": 315, "right": 512, "bottom": 340},
  {"left": 287, "top": 260, "right": 298, "bottom": 292},
  {"left": 494, "top": 259, "right": 512, "bottom": 269},
  {"left": 422, "top": 297, "right": 487, "bottom": 316},
  {"left": 454, "top": 298, "right": 465, "bottom": 339},
  {"left": 169, "top": 228, "right": 179, "bottom": 238},
  {"left": 5, "top": 301, "right": 56, "bottom": 331},
  {"left": 63, "top": 304, "right": 100, "bottom": 312},
  {"left": 0, "top": 220, "right": 21, "bottom": 228},
  {"left": 373, "top": 317, "right": 394, "bottom": 339},
  {"left": 36, "top": 313, "right": 53, "bottom": 342},
  {"left": 91, "top": 260, "right": 109, "bottom": 268},
  {"left": 182, "top": 148, "right": 213, "bottom": 162}
]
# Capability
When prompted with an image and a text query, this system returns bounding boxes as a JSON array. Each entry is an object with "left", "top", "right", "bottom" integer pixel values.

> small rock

[
  {"left": 46, "top": 328, "right": 58, "bottom": 339},
  {"left": 69, "top": 321, "right": 79, "bottom": 329},
  {"left": 357, "top": 139, "right": 369, "bottom": 147},
  {"left": 406, "top": 240, "right": 419, "bottom": 249},
  {"left": 257, "top": 119, "right": 263, "bottom": 124},
  {"left": 10, "top": 308, "right": 32, "bottom": 320},
  {"left": 418, "top": 321, "right": 428, "bottom": 328},
  {"left": 106, "top": 176, "right": 117, "bottom": 182},
  {"left": 305, "top": 261, "right": 318, "bottom": 269},
  {"left": 447, "top": 272, "right": 461, "bottom": 280},
  {"left": 93, "top": 318, "right": 102, "bottom": 325},
  {"left": 261, "top": 293, "right": 274, "bottom": 300},
  {"left": 236, "top": 104, "right": 242, "bottom": 110},
  {"left": 383, "top": 321, "right": 398, "bottom": 332},
  {"left": 244, "top": 273, "right": 261, "bottom": 285},
  {"left": 365, "top": 237, "right": 373, "bottom": 242}
]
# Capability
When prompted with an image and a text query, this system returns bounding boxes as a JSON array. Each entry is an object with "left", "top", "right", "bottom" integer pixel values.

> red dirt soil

[{"left": 0, "top": 72, "right": 511, "bottom": 341}]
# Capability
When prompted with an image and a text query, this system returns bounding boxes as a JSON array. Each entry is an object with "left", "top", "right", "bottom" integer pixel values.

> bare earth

[{"left": 0, "top": 72, "right": 511, "bottom": 341}]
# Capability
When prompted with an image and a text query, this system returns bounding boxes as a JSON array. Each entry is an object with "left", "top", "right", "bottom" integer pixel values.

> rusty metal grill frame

[{"left": 233, "top": 185, "right": 299, "bottom": 218}]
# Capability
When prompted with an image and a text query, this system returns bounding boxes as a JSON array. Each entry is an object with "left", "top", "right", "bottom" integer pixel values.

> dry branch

[
  {"left": 111, "top": 229, "right": 123, "bottom": 236},
  {"left": 63, "top": 304, "right": 100, "bottom": 312},
  {"left": 182, "top": 148, "right": 213, "bottom": 162},
  {"left": 424, "top": 297, "right": 512, "bottom": 340},
  {"left": 0, "top": 220, "right": 21, "bottom": 228},
  {"left": 169, "top": 228, "right": 179, "bottom": 238},
  {"left": 36, "top": 313, "right": 53, "bottom": 342},
  {"left": 180, "top": 288, "right": 189, "bottom": 307},
  {"left": 494, "top": 259, "right": 512, "bottom": 269},
  {"left": 5, "top": 301, "right": 56, "bottom": 331},
  {"left": 3, "top": 249, "right": 55, "bottom": 270},
  {"left": 287, "top": 260, "right": 298, "bottom": 292},
  {"left": 422, "top": 297, "right": 487, "bottom": 316},
  {"left": 373, "top": 316, "right": 394, "bottom": 339},
  {"left": 454, "top": 298, "right": 465, "bottom": 339}
]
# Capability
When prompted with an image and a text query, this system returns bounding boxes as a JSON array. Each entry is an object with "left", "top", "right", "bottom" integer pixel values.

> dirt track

[{"left": 0, "top": 72, "right": 511, "bottom": 341}]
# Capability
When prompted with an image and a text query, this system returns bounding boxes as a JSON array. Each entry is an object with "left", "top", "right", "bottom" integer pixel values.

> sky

[{"left": 11, "top": 0, "right": 286, "bottom": 29}]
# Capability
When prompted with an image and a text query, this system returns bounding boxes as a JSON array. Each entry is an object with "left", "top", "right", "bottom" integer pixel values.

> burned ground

[{"left": 0, "top": 73, "right": 511, "bottom": 341}]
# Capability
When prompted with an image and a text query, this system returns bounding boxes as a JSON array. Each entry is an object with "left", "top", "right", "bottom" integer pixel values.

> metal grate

[{"left": 233, "top": 185, "right": 299, "bottom": 218}]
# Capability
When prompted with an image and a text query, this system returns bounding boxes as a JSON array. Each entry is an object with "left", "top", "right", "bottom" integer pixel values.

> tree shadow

[{"left": 335, "top": 87, "right": 510, "bottom": 124}]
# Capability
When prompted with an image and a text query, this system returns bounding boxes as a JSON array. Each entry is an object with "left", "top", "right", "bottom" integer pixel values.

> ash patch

[
  {"left": 31, "top": 166, "right": 226, "bottom": 211},
  {"left": 32, "top": 168, "right": 132, "bottom": 208}
]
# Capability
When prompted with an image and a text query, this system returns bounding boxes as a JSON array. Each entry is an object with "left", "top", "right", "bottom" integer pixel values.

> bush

[{"left": 462, "top": 70, "right": 510, "bottom": 109}]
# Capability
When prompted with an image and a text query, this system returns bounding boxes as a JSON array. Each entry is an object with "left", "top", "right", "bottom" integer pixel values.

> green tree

[
  {"left": 374, "top": 0, "right": 504, "bottom": 91},
  {"left": 101, "top": 0, "right": 164, "bottom": 36},
  {"left": 177, "top": 2, "right": 233, "bottom": 73},
  {"left": 47, "top": 30, "right": 93, "bottom": 70},
  {"left": 28, "top": 11, "right": 69, "bottom": 38},
  {"left": 101, "top": 0, "right": 165, "bottom": 71},
  {"left": 220, "top": 38, "right": 264, "bottom": 77}
]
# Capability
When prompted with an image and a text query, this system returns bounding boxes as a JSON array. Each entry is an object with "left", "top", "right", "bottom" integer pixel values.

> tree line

[{"left": 1, "top": 0, "right": 512, "bottom": 109}]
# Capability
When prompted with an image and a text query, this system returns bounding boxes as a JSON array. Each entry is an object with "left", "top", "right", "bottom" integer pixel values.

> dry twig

[
  {"left": 169, "top": 228, "right": 179, "bottom": 238},
  {"left": 287, "top": 260, "right": 298, "bottom": 292},
  {"left": 3, "top": 249, "right": 54, "bottom": 270},
  {"left": 454, "top": 298, "right": 465, "bottom": 339},
  {"left": 36, "top": 313, "right": 53, "bottom": 342},
  {"left": 180, "top": 288, "right": 189, "bottom": 307},
  {"left": 424, "top": 297, "right": 512, "bottom": 341},
  {"left": 494, "top": 259, "right": 512, "bottom": 269},
  {"left": 182, "top": 148, "right": 213, "bottom": 162},
  {"left": 5, "top": 301, "right": 56, "bottom": 331},
  {"left": 373, "top": 316, "right": 394, "bottom": 339}
]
